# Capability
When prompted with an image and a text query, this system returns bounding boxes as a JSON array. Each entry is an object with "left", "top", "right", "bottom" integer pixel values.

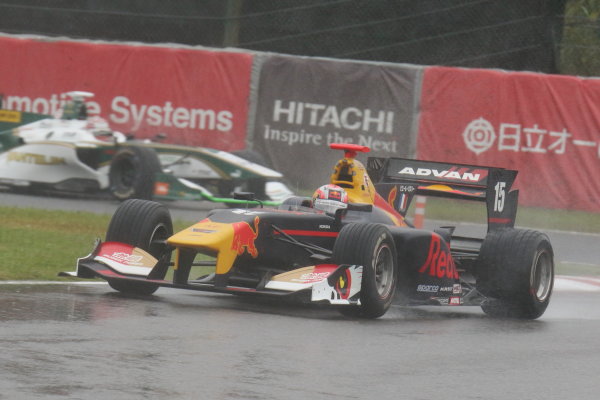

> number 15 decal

[{"left": 494, "top": 182, "right": 506, "bottom": 212}]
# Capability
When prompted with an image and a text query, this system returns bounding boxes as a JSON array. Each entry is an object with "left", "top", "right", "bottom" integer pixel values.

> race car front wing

[{"left": 60, "top": 240, "right": 362, "bottom": 306}]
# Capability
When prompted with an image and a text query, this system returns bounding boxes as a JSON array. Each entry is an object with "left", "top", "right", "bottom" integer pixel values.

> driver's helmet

[
  {"left": 61, "top": 99, "right": 88, "bottom": 120},
  {"left": 312, "top": 184, "right": 348, "bottom": 214}
]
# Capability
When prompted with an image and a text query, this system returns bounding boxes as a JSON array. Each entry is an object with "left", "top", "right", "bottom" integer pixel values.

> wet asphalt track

[
  {"left": 1, "top": 282, "right": 600, "bottom": 400},
  {"left": 1, "top": 191, "right": 600, "bottom": 399}
]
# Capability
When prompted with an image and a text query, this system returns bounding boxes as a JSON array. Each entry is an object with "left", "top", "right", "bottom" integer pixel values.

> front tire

[
  {"left": 476, "top": 228, "right": 554, "bottom": 319},
  {"left": 332, "top": 223, "right": 398, "bottom": 319},
  {"left": 105, "top": 199, "right": 173, "bottom": 295}
]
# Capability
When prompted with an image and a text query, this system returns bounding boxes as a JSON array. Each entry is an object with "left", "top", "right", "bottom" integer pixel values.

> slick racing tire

[
  {"left": 109, "top": 145, "right": 162, "bottom": 201},
  {"left": 105, "top": 199, "right": 173, "bottom": 295},
  {"left": 476, "top": 228, "right": 554, "bottom": 319},
  {"left": 332, "top": 223, "right": 398, "bottom": 319}
]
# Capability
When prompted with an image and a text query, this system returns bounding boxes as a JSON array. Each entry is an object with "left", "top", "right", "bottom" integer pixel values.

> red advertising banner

[
  {"left": 0, "top": 35, "right": 252, "bottom": 150},
  {"left": 417, "top": 66, "right": 600, "bottom": 212}
]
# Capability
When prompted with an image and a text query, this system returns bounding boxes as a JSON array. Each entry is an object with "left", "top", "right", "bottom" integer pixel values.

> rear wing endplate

[{"left": 367, "top": 157, "right": 519, "bottom": 231}]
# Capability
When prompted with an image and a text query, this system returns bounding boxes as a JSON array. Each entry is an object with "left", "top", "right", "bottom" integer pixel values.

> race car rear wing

[{"left": 367, "top": 157, "right": 519, "bottom": 231}]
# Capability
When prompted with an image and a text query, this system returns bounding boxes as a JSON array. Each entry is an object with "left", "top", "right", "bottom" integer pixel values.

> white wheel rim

[
  {"left": 531, "top": 249, "right": 553, "bottom": 302},
  {"left": 374, "top": 243, "right": 394, "bottom": 298}
]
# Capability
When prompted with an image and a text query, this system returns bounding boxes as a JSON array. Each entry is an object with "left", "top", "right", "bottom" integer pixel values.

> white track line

[{"left": 554, "top": 276, "right": 600, "bottom": 292}]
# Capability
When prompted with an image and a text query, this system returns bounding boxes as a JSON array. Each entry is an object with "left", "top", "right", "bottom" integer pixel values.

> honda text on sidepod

[{"left": 62, "top": 143, "right": 554, "bottom": 319}]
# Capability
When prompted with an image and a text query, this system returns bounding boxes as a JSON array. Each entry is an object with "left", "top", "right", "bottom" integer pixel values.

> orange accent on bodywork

[
  {"left": 419, "top": 184, "right": 484, "bottom": 197},
  {"left": 387, "top": 186, "right": 398, "bottom": 207},
  {"left": 154, "top": 182, "right": 169, "bottom": 196},
  {"left": 374, "top": 192, "right": 408, "bottom": 227}
]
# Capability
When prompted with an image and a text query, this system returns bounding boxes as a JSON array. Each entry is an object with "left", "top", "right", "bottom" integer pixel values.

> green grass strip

[
  {"left": 0, "top": 206, "right": 192, "bottom": 280},
  {"left": 0, "top": 203, "right": 597, "bottom": 281}
]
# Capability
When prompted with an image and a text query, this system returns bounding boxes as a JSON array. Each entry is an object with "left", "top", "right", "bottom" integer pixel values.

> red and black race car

[{"left": 62, "top": 143, "right": 554, "bottom": 319}]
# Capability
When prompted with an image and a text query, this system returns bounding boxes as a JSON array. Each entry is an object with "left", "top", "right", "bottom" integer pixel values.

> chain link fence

[
  {"left": 2, "top": 0, "right": 599, "bottom": 76},
  {"left": 559, "top": 15, "right": 600, "bottom": 76}
]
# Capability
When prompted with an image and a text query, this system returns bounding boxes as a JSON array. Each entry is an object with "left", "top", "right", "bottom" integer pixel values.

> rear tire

[
  {"left": 332, "top": 223, "right": 398, "bottom": 319},
  {"left": 105, "top": 199, "right": 173, "bottom": 295},
  {"left": 476, "top": 228, "right": 554, "bottom": 319},
  {"left": 109, "top": 145, "right": 162, "bottom": 200}
]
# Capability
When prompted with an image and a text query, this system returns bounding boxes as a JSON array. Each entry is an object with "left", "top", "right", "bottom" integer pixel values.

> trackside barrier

[
  {"left": 0, "top": 34, "right": 253, "bottom": 151},
  {"left": 417, "top": 66, "right": 600, "bottom": 213},
  {"left": 2, "top": 33, "right": 599, "bottom": 212}
]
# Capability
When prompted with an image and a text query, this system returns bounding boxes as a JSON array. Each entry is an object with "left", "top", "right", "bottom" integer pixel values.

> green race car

[{"left": 0, "top": 92, "right": 292, "bottom": 206}]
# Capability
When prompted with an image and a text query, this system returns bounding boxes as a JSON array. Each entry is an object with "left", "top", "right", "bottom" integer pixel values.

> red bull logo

[
  {"left": 329, "top": 189, "right": 342, "bottom": 200},
  {"left": 231, "top": 216, "right": 259, "bottom": 258}
]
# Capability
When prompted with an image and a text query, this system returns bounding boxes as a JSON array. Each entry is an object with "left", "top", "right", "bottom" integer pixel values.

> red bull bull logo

[{"left": 231, "top": 216, "right": 259, "bottom": 258}]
